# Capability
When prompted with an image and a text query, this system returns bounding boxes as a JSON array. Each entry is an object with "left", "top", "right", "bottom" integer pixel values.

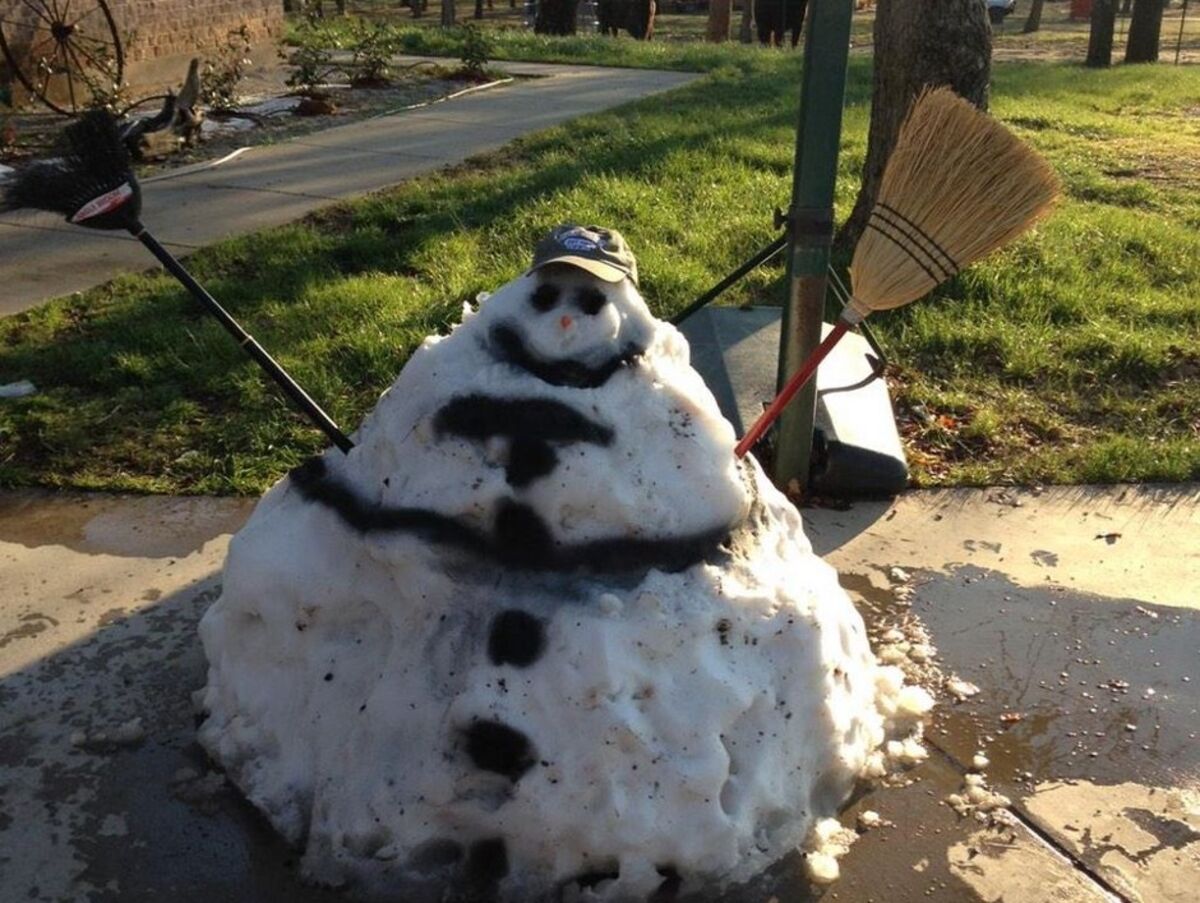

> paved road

[
  {"left": 2, "top": 483, "right": 1196, "bottom": 902},
  {"left": 0, "top": 59, "right": 697, "bottom": 317}
]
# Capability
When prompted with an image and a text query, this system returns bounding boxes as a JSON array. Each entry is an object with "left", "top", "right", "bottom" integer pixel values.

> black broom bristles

[
  {"left": 1, "top": 109, "right": 354, "bottom": 453},
  {"left": 0, "top": 110, "right": 143, "bottom": 231}
]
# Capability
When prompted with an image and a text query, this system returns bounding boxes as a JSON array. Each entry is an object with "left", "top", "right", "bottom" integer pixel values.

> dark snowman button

[
  {"left": 465, "top": 837, "right": 509, "bottom": 887},
  {"left": 463, "top": 719, "right": 536, "bottom": 781},
  {"left": 488, "top": 610, "right": 546, "bottom": 668}
]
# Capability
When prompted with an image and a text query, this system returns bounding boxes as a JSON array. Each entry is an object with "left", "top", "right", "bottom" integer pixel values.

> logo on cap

[{"left": 561, "top": 236, "right": 599, "bottom": 252}]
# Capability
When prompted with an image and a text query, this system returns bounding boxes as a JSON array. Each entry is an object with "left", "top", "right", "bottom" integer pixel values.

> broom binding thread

[{"left": 866, "top": 202, "right": 960, "bottom": 284}]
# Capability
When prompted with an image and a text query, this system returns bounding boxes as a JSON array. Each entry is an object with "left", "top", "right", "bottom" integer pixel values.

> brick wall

[
  {"left": 108, "top": 0, "right": 284, "bottom": 63},
  {"left": 1, "top": 1, "right": 285, "bottom": 103}
]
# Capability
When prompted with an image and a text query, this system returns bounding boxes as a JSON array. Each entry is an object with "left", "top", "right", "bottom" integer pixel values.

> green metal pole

[{"left": 772, "top": 0, "right": 855, "bottom": 489}]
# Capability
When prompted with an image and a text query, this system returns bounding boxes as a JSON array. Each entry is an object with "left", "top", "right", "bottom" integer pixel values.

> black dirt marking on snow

[
  {"left": 529, "top": 283, "right": 560, "bottom": 312},
  {"left": 433, "top": 395, "right": 614, "bottom": 447},
  {"left": 493, "top": 500, "right": 556, "bottom": 568},
  {"left": 290, "top": 457, "right": 739, "bottom": 574},
  {"left": 465, "top": 837, "right": 509, "bottom": 889},
  {"left": 572, "top": 867, "right": 620, "bottom": 889},
  {"left": 488, "top": 610, "right": 546, "bottom": 668},
  {"left": 463, "top": 720, "right": 536, "bottom": 781},
  {"left": 489, "top": 323, "right": 643, "bottom": 389},
  {"left": 650, "top": 865, "right": 683, "bottom": 901},
  {"left": 575, "top": 286, "right": 608, "bottom": 316},
  {"left": 506, "top": 436, "right": 559, "bottom": 488},
  {"left": 434, "top": 395, "right": 613, "bottom": 488},
  {"left": 407, "top": 838, "right": 465, "bottom": 873}
]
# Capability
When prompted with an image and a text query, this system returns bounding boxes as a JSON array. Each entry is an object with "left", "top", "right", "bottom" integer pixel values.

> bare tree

[
  {"left": 1125, "top": 0, "right": 1166, "bottom": 62},
  {"left": 839, "top": 0, "right": 992, "bottom": 249},
  {"left": 708, "top": 0, "right": 733, "bottom": 42},
  {"left": 1022, "top": 0, "right": 1047, "bottom": 33},
  {"left": 1086, "top": 0, "right": 1118, "bottom": 65}
]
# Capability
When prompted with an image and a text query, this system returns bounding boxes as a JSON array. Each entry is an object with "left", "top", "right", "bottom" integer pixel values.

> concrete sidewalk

[
  {"left": 0, "top": 59, "right": 697, "bottom": 317},
  {"left": 1, "top": 484, "right": 1196, "bottom": 902}
]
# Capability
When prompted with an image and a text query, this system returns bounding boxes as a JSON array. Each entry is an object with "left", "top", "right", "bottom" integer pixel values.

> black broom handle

[{"left": 132, "top": 224, "right": 355, "bottom": 454}]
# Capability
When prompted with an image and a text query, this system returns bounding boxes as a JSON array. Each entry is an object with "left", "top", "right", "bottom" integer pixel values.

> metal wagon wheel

[{"left": 0, "top": 0, "right": 124, "bottom": 115}]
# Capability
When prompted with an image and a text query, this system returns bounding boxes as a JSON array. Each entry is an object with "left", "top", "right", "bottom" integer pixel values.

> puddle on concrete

[
  {"left": 841, "top": 562, "right": 1200, "bottom": 903},
  {"left": 0, "top": 491, "right": 254, "bottom": 559},
  {"left": 905, "top": 565, "right": 1198, "bottom": 793}
]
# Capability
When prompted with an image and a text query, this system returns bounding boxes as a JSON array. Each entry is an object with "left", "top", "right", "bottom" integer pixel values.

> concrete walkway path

[
  {"left": 2, "top": 484, "right": 1197, "bottom": 902},
  {"left": 0, "top": 59, "right": 698, "bottom": 317}
]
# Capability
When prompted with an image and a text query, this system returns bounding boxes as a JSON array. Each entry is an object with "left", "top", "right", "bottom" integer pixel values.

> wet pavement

[{"left": 0, "top": 484, "right": 1197, "bottom": 902}]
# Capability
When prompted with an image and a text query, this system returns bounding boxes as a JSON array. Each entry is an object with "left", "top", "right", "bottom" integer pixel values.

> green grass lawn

[
  {"left": 302, "top": 2, "right": 1200, "bottom": 69},
  {"left": 298, "top": 16, "right": 785, "bottom": 72},
  {"left": 2, "top": 51, "right": 1198, "bottom": 494}
]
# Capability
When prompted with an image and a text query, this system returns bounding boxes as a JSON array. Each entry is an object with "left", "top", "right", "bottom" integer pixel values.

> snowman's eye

[
  {"left": 530, "top": 284, "right": 560, "bottom": 313},
  {"left": 576, "top": 287, "right": 607, "bottom": 316}
]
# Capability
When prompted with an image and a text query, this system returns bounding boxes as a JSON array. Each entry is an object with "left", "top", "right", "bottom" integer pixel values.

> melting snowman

[{"left": 198, "top": 225, "right": 930, "bottom": 902}]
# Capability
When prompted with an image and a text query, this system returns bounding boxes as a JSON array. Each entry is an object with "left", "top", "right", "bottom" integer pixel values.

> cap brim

[{"left": 529, "top": 255, "right": 628, "bottom": 283}]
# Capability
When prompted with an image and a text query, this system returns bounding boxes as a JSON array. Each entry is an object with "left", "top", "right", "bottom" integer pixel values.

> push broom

[
  {"left": 735, "top": 87, "right": 1060, "bottom": 458},
  {"left": 0, "top": 110, "right": 355, "bottom": 454}
]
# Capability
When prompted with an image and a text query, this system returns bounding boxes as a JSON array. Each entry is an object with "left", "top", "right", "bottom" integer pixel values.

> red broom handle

[{"left": 735, "top": 318, "right": 851, "bottom": 458}]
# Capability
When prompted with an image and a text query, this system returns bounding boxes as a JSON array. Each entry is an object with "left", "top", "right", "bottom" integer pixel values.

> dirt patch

[{"left": 1102, "top": 136, "right": 1200, "bottom": 190}]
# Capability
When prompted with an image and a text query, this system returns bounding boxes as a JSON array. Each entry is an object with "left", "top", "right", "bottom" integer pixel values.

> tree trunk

[
  {"left": 1125, "top": 0, "right": 1165, "bottom": 62},
  {"left": 739, "top": 0, "right": 755, "bottom": 43},
  {"left": 442, "top": 0, "right": 457, "bottom": 27},
  {"left": 475, "top": 0, "right": 485, "bottom": 17},
  {"left": 708, "top": 0, "right": 733, "bottom": 42},
  {"left": 1086, "top": 0, "right": 1118, "bottom": 64},
  {"left": 839, "top": 0, "right": 992, "bottom": 249},
  {"left": 535, "top": 0, "right": 580, "bottom": 33},
  {"left": 1022, "top": 0, "right": 1046, "bottom": 32}
]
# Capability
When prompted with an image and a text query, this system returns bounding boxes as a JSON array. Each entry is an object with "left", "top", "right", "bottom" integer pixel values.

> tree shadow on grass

[{"left": 0, "top": 57, "right": 878, "bottom": 493}]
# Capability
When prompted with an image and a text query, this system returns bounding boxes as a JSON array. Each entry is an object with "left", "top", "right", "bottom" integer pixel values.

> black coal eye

[
  {"left": 576, "top": 287, "right": 607, "bottom": 316},
  {"left": 530, "top": 284, "right": 559, "bottom": 313}
]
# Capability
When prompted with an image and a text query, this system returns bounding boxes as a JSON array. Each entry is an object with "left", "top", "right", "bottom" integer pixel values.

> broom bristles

[{"left": 847, "top": 86, "right": 1060, "bottom": 319}]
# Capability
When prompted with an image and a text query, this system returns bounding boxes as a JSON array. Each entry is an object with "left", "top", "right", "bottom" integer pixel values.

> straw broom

[{"left": 735, "top": 86, "right": 1060, "bottom": 458}]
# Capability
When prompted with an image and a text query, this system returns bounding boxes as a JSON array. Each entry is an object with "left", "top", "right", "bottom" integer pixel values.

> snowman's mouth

[{"left": 489, "top": 323, "right": 644, "bottom": 389}]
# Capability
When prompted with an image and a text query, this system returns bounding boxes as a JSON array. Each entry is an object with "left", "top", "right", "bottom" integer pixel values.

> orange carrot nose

[{"left": 559, "top": 315, "right": 573, "bottom": 330}]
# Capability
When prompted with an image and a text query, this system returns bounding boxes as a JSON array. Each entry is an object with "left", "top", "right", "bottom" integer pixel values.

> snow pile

[{"left": 198, "top": 266, "right": 929, "bottom": 901}]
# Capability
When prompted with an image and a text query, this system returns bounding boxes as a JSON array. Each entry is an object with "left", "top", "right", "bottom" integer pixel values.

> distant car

[{"left": 987, "top": 0, "right": 1018, "bottom": 25}]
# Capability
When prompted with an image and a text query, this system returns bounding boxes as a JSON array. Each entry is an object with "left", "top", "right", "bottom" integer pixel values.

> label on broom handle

[{"left": 71, "top": 182, "right": 134, "bottom": 224}]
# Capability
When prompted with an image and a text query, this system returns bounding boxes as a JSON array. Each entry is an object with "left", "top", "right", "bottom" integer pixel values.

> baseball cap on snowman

[{"left": 530, "top": 224, "right": 638, "bottom": 286}]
